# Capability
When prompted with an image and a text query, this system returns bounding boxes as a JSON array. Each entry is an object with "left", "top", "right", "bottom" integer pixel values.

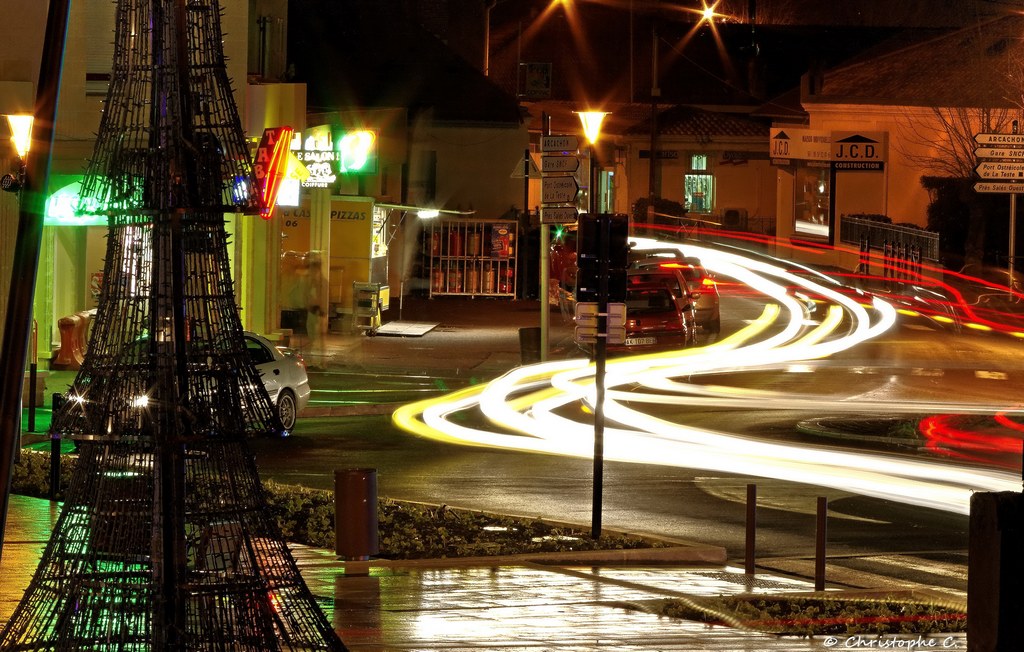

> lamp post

[
  {"left": 577, "top": 109, "right": 609, "bottom": 538},
  {"left": 0, "top": 0, "right": 71, "bottom": 564}
]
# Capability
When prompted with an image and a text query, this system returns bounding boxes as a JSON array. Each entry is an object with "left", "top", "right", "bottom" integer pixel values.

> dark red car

[{"left": 609, "top": 283, "right": 693, "bottom": 354}]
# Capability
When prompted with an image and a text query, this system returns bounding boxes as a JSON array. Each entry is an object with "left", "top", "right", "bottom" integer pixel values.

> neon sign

[
  {"left": 254, "top": 126, "right": 293, "bottom": 219},
  {"left": 45, "top": 177, "right": 108, "bottom": 226},
  {"left": 292, "top": 126, "right": 377, "bottom": 189}
]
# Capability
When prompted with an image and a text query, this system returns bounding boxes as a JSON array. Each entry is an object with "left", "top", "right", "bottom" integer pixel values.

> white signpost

[
  {"left": 974, "top": 182, "right": 1024, "bottom": 193},
  {"left": 975, "top": 133, "right": 1024, "bottom": 146},
  {"left": 574, "top": 302, "right": 626, "bottom": 344},
  {"left": 542, "top": 155, "right": 581, "bottom": 173},
  {"left": 541, "top": 135, "right": 580, "bottom": 153},
  {"left": 975, "top": 162, "right": 1024, "bottom": 180},
  {"left": 975, "top": 132, "right": 1023, "bottom": 292},
  {"left": 540, "top": 206, "right": 579, "bottom": 224},
  {"left": 541, "top": 175, "right": 579, "bottom": 204},
  {"left": 974, "top": 146, "right": 1024, "bottom": 160}
]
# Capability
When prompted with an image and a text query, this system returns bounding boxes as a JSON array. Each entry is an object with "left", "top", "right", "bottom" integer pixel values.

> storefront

[{"left": 771, "top": 126, "right": 889, "bottom": 269}]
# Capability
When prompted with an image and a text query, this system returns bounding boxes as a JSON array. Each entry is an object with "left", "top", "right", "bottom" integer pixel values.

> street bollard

[
  {"left": 815, "top": 496, "right": 827, "bottom": 591},
  {"left": 49, "top": 434, "right": 61, "bottom": 501},
  {"left": 968, "top": 491, "right": 1024, "bottom": 651},
  {"left": 518, "top": 326, "right": 542, "bottom": 364},
  {"left": 334, "top": 468, "right": 379, "bottom": 562},
  {"left": 745, "top": 483, "right": 756, "bottom": 575},
  {"left": 28, "top": 363, "right": 37, "bottom": 432},
  {"left": 49, "top": 393, "right": 65, "bottom": 501}
]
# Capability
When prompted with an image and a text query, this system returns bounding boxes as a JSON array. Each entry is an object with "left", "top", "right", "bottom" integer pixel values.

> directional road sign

[
  {"left": 976, "top": 161, "right": 1024, "bottom": 180},
  {"left": 574, "top": 302, "right": 625, "bottom": 328},
  {"left": 542, "top": 155, "right": 580, "bottom": 173},
  {"left": 542, "top": 176, "right": 579, "bottom": 204},
  {"left": 541, "top": 206, "right": 579, "bottom": 224},
  {"left": 975, "top": 146, "right": 1024, "bottom": 159},
  {"left": 975, "top": 133, "right": 1024, "bottom": 146},
  {"left": 975, "top": 181, "right": 1024, "bottom": 194},
  {"left": 541, "top": 135, "right": 579, "bottom": 153}
]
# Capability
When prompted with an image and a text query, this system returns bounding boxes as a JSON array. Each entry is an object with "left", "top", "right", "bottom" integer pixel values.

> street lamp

[
  {"left": 2, "top": 114, "right": 32, "bottom": 193},
  {"left": 576, "top": 109, "right": 609, "bottom": 538},
  {"left": 483, "top": 0, "right": 508, "bottom": 77},
  {"left": 7, "top": 114, "right": 33, "bottom": 159},
  {"left": 576, "top": 110, "right": 608, "bottom": 215}
]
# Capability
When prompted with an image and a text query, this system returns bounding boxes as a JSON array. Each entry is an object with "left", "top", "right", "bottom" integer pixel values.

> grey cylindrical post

[
  {"left": 49, "top": 434, "right": 60, "bottom": 501},
  {"left": 334, "top": 468, "right": 379, "bottom": 561},
  {"left": 815, "top": 496, "right": 827, "bottom": 591},
  {"left": 28, "top": 363, "right": 37, "bottom": 432}
]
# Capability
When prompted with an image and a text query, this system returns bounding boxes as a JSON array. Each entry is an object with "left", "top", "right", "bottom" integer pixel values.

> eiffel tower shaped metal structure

[{"left": 0, "top": 0, "right": 346, "bottom": 649}]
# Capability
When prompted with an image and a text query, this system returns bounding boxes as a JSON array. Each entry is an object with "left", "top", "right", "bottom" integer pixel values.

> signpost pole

[
  {"left": 973, "top": 130, "right": 1024, "bottom": 295},
  {"left": 534, "top": 147, "right": 549, "bottom": 361},
  {"left": 592, "top": 190, "right": 606, "bottom": 539},
  {"left": 1011, "top": 193, "right": 1017, "bottom": 297}
]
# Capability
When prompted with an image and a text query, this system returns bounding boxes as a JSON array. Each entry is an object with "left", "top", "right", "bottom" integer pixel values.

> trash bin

[
  {"left": 334, "top": 468, "right": 379, "bottom": 561},
  {"left": 519, "top": 326, "right": 542, "bottom": 364}
]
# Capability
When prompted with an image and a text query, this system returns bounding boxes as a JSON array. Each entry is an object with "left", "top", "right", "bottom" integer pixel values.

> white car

[{"left": 244, "top": 331, "right": 311, "bottom": 432}]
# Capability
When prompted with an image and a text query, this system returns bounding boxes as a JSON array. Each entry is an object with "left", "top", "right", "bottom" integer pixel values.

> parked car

[
  {"left": 244, "top": 331, "right": 310, "bottom": 432},
  {"left": 626, "top": 268, "right": 698, "bottom": 345},
  {"left": 113, "top": 331, "right": 310, "bottom": 433},
  {"left": 609, "top": 283, "right": 694, "bottom": 354},
  {"left": 632, "top": 255, "right": 720, "bottom": 333}
]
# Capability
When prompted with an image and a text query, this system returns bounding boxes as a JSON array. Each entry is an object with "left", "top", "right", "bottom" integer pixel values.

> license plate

[{"left": 624, "top": 336, "right": 656, "bottom": 346}]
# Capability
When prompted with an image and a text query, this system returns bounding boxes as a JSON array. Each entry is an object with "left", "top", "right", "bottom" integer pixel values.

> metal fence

[{"left": 840, "top": 215, "right": 940, "bottom": 261}]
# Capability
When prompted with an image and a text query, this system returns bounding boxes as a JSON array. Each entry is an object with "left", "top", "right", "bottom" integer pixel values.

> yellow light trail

[{"left": 392, "top": 240, "right": 1022, "bottom": 515}]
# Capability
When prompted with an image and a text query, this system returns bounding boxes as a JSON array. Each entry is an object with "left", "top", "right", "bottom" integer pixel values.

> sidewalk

[{"left": 0, "top": 495, "right": 966, "bottom": 650}]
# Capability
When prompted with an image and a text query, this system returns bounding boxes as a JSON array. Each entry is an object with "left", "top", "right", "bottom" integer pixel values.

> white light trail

[{"left": 392, "top": 241, "right": 1022, "bottom": 515}]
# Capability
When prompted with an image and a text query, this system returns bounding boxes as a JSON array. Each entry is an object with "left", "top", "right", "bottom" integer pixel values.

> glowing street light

[
  {"left": 2, "top": 115, "right": 32, "bottom": 193},
  {"left": 577, "top": 110, "right": 607, "bottom": 147},
  {"left": 575, "top": 110, "right": 608, "bottom": 215},
  {"left": 6, "top": 114, "right": 32, "bottom": 159}
]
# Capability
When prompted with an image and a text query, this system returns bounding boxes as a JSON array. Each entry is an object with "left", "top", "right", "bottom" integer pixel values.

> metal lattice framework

[{"left": 0, "top": 0, "right": 346, "bottom": 649}]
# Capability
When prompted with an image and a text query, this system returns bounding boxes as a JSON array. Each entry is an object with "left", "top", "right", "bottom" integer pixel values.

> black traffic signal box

[{"left": 575, "top": 213, "right": 629, "bottom": 303}]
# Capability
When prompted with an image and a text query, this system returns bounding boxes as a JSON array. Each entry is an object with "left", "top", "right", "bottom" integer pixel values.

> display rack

[
  {"left": 353, "top": 282, "right": 389, "bottom": 334},
  {"left": 427, "top": 218, "right": 517, "bottom": 298}
]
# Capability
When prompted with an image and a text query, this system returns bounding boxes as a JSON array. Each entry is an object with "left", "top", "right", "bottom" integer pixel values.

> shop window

[
  {"left": 685, "top": 174, "right": 713, "bottom": 213},
  {"left": 795, "top": 165, "right": 830, "bottom": 237},
  {"left": 685, "top": 154, "right": 713, "bottom": 213}
]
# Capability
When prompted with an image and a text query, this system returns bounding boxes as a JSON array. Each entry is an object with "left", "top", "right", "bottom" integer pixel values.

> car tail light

[
  {"left": 702, "top": 277, "right": 716, "bottom": 288},
  {"left": 279, "top": 347, "right": 307, "bottom": 371}
]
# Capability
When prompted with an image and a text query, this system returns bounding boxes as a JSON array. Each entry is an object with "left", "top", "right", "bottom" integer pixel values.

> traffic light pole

[{"left": 591, "top": 147, "right": 606, "bottom": 539}]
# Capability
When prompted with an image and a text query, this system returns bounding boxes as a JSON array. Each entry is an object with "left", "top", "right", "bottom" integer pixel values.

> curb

[
  {"left": 302, "top": 404, "right": 398, "bottom": 418},
  {"left": 336, "top": 544, "right": 729, "bottom": 569}
]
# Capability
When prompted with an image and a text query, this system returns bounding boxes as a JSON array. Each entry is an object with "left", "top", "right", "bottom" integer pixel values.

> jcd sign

[{"left": 831, "top": 132, "right": 886, "bottom": 171}]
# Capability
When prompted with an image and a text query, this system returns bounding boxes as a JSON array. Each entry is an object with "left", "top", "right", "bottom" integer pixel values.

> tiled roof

[
  {"left": 625, "top": 106, "right": 769, "bottom": 140},
  {"left": 521, "top": 100, "right": 769, "bottom": 143},
  {"left": 809, "top": 15, "right": 1024, "bottom": 108}
]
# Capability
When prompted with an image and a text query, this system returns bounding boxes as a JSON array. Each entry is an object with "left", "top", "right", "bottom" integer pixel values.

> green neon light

[{"left": 44, "top": 177, "right": 109, "bottom": 226}]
